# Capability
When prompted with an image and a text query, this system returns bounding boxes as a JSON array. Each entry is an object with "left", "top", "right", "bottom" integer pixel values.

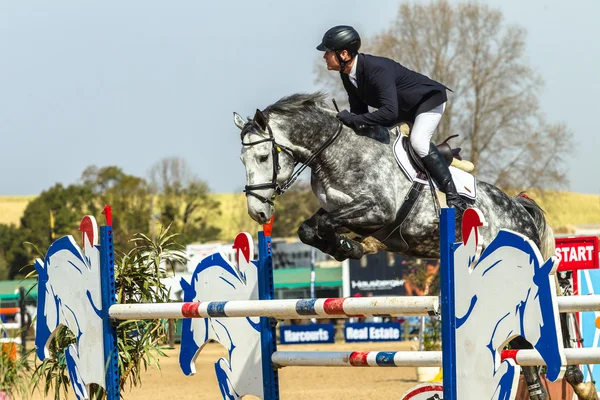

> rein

[{"left": 241, "top": 120, "right": 344, "bottom": 205}]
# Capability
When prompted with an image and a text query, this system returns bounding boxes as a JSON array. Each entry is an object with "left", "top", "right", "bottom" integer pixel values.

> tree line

[
  {"left": 0, "top": 158, "right": 211, "bottom": 279},
  {"left": 0, "top": 157, "right": 321, "bottom": 280}
]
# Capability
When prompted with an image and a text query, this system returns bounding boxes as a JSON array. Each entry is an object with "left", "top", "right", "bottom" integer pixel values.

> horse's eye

[{"left": 258, "top": 155, "right": 269, "bottom": 163}]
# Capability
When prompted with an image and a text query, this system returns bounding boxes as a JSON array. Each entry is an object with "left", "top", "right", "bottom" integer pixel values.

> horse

[
  {"left": 454, "top": 208, "right": 565, "bottom": 399},
  {"left": 233, "top": 92, "right": 597, "bottom": 400},
  {"left": 179, "top": 233, "right": 264, "bottom": 399},
  {"left": 35, "top": 216, "right": 105, "bottom": 400}
]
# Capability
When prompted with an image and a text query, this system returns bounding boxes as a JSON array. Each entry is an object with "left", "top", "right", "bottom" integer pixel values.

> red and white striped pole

[{"left": 270, "top": 348, "right": 600, "bottom": 368}]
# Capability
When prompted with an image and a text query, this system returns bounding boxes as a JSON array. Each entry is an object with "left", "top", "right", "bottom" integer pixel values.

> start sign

[{"left": 555, "top": 236, "right": 599, "bottom": 272}]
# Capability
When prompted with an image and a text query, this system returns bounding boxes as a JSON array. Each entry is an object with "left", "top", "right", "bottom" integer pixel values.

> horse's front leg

[
  {"left": 298, "top": 209, "right": 360, "bottom": 261},
  {"left": 316, "top": 200, "right": 391, "bottom": 261}
]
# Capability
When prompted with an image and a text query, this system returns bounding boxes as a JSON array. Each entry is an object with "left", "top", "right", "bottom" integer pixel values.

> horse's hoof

[
  {"left": 572, "top": 382, "right": 599, "bottom": 400},
  {"left": 360, "top": 236, "right": 387, "bottom": 255}
]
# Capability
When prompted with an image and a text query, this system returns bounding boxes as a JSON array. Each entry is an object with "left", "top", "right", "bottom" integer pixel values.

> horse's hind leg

[
  {"left": 554, "top": 272, "right": 599, "bottom": 400},
  {"left": 561, "top": 313, "right": 599, "bottom": 399},
  {"left": 509, "top": 337, "right": 549, "bottom": 400},
  {"left": 511, "top": 317, "right": 598, "bottom": 400}
]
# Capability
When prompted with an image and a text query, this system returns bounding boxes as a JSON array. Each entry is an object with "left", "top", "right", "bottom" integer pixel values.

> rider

[{"left": 317, "top": 25, "right": 468, "bottom": 214}]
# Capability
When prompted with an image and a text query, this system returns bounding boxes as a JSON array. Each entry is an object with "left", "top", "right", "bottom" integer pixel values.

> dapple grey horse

[{"left": 234, "top": 92, "right": 596, "bottom": 400}]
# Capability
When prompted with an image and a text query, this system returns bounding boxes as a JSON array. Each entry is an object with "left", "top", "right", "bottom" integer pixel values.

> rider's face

[
  {"left": 323, "top": 50, "right": 352, "bottom": 72},
  {"left": 323, "top": 51, "right": 340, "bottom": 71}
]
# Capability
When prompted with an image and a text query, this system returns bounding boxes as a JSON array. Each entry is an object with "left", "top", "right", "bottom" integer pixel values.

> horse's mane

[
  {"left": 259, "top": 91, "right": 391, "bottom": 144},
  {"left": 264, "top": 92, "right": 330, "bottom": 117}
]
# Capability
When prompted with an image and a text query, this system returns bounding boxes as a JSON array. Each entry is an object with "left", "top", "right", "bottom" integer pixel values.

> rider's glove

[{"left": 336, "top": 110, "right": 357, "bottom": 128}]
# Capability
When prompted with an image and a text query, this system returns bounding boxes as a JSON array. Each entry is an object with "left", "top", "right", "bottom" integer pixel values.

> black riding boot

[{"left": 421, "top": 145, "right": 468, "bottom": 216}]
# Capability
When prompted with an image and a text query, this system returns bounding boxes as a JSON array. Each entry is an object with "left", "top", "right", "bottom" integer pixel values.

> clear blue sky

[{"left": 1, "top": 0, "right": 597, "bottom": 196}]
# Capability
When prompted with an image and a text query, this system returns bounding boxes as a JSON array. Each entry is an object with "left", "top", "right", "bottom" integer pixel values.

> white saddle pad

[{"left": 393, "top": 135, "right": 477, "bottom": 201}]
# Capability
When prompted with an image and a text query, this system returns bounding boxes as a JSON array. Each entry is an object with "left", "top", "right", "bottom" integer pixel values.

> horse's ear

[
  {"left": 253, "top": 109, "right": 268, "bottom": 131},
  {"left": 233, "top": 112, "right": 246, "bottom": 130}
]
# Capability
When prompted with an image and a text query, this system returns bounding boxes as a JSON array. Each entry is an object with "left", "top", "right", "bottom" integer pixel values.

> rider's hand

[{"left": 336, "top": 110, "right": 356, "bottom": 128}]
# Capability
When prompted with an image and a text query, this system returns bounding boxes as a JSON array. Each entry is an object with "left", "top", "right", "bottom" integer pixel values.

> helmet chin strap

[{"left": 335, "top": 51, "right": 350, "bottom": 74}]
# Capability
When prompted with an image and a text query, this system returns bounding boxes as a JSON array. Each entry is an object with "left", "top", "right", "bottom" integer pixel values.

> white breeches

[{"left": 394, "top": 102, "right": 446, "bottom": 158}]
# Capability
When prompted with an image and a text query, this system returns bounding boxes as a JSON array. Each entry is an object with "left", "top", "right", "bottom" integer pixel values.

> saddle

[
  {"left": 397, "top": 122, "right": 475, "bottom": 174},
  {"left": 368, "top": 124, "right": 477, "bottom": 248}
]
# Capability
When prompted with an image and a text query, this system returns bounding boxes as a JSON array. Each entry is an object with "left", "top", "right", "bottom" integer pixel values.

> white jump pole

[
  {"left": 107, "top": 294, "right": 600, "bottom": 321},
  {"left": 108, "top": 296, "right": 440, "bottom": 320},
  {"left": 271, "top": 348, "right": 600, "bottom": 368},
  {"left": 555, "top": 295, "right": 600, "bottom": 313},
  {"left": 272, "top": 351, "right": 442, "bottom": 367}
]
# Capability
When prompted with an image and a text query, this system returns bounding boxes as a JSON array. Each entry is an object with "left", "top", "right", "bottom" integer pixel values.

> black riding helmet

[{"left": 316, "top": 25, "right": 361, "bottom": 54}]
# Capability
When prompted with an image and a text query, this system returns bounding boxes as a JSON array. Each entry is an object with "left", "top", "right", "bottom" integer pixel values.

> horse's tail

[{"left": 513, "top": 192, "right": 555, "bottom": 260}]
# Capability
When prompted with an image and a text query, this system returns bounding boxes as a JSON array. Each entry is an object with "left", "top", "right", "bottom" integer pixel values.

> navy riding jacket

[{"left": 341, "top": 53, "right": 450, "bottom": 127}]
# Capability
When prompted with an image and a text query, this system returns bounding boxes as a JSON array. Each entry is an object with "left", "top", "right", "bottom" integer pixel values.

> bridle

[{"left": 241, "top": 119, "right": 344, "bottom": 206}]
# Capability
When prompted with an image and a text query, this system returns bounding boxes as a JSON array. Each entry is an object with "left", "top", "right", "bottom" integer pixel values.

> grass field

[
  {"left": 0, "top": 195, "right": 36, "bottom": 226},
  {"left": 503, "top": 189, "right": 600, "bottom": 232},
  {"left": 210, "top": 193, "right": 260, "bottom": 241},
  {"left": 0, "top": 190, "right": 598, "bottom": 238}
]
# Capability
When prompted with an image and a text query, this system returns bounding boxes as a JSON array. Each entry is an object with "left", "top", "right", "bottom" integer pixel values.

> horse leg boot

[
  {"left": 522, "top": 366, "right": 549, "bottom": 400},
  {"left": 316, "top": 217, "right": 364, "bottom": 261},
  {"left": 299, "top": 209, "right": 364, "bottom": 261},
  {"left": 313, "top": 201, "right": 392, "bottom": 261},
  {"left": 421, "top": 145, "right": 468, "bottom": 215},
  {"left": 298, "top": 210, "right": 342, "bottom": 256},
  {"left": 509, "top": 337, "right": 549, "bottom": 400}
]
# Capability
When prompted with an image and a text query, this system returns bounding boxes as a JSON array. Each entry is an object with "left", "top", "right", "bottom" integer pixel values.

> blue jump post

[
  {"left": 99, "top": 205, "right": 120, "bottom": 400},
  {"left": 440, "top": 208, "right": 457, "bottom": 400},
  {"left": 258, "top": 220, "right": 280, "bottom": 400},
  {"left": 98, "top": 211, "right": 281, "bottom": 399}
]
